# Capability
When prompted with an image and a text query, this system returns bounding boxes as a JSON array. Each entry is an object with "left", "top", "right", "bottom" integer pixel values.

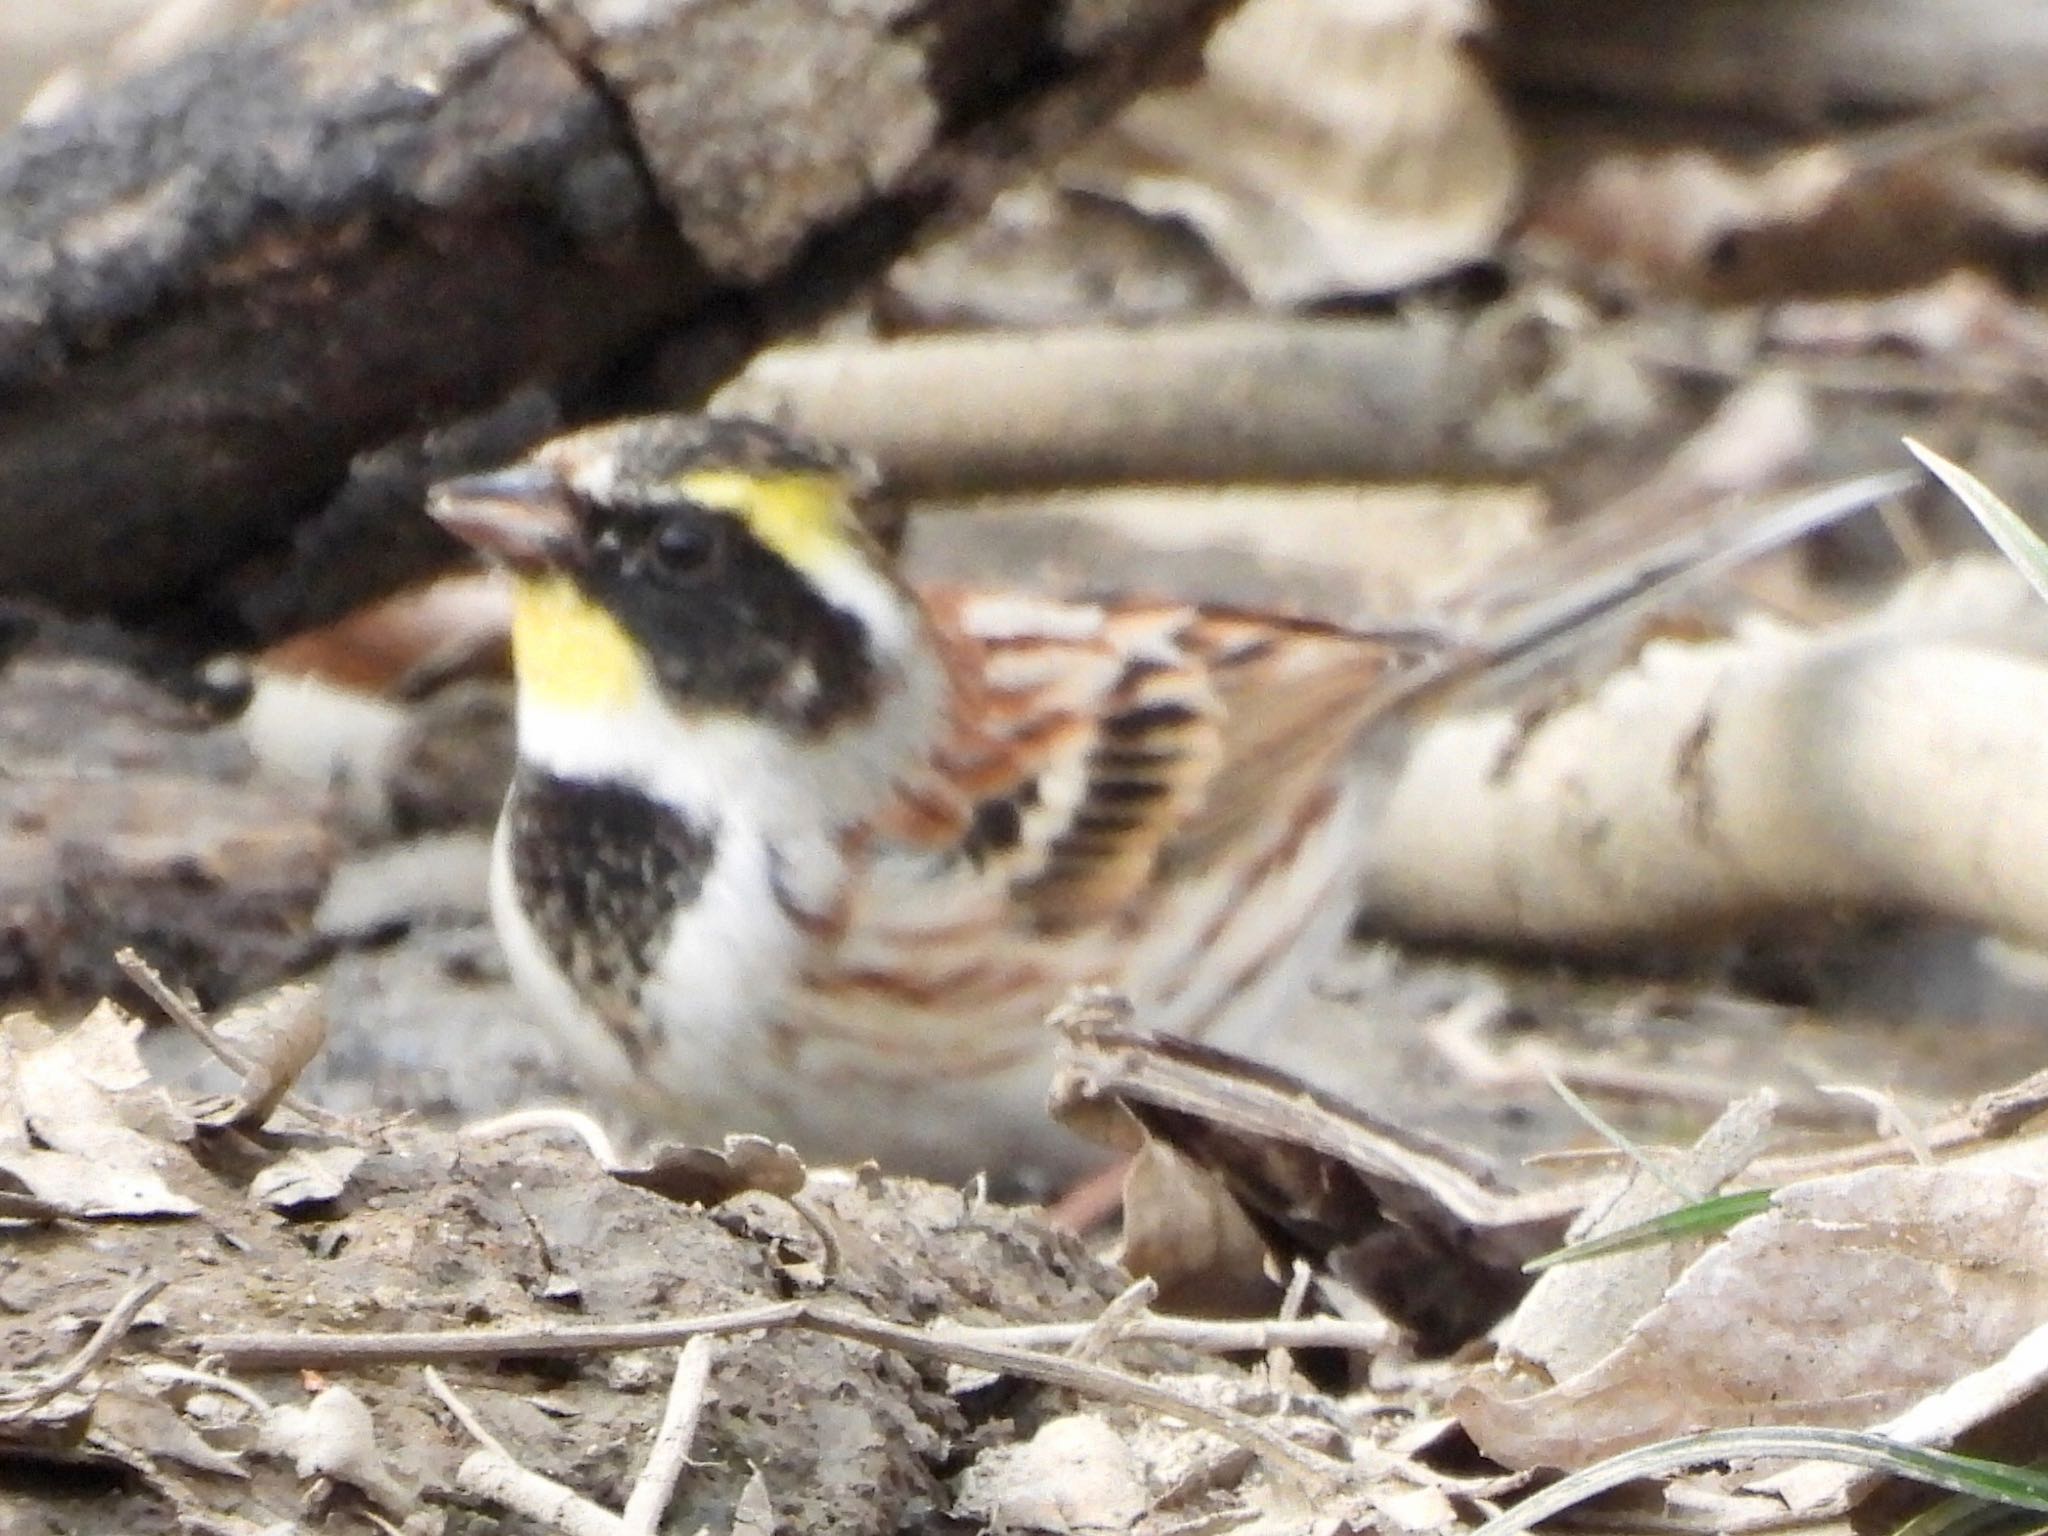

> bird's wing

[
  {"left": 1155, "top": 607, "right": 1431, "bottom": 874},
  {"left": 898, "top": 590, "right": 1427, "bottom": 934}
]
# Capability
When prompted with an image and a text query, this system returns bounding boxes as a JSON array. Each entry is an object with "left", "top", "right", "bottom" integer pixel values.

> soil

[{"left": 0, "top": 1118, "right": 1130, "bottom": 1535}]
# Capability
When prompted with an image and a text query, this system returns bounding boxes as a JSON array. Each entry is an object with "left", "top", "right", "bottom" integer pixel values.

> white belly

[{"left": 490, "top": 772, "right": 1370, "bottom": 1184}]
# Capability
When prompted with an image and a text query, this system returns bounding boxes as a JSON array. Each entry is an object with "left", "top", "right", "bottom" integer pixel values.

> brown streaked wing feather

[
  {"left": 899, "top": 591, "right": 1213, "bottom": 932},
  {"left": 914, "top": 590, "right": 1440, "bottom": 934},
  {"left": 1011, "top": 627, "right": 1225, "bottom": 929},
  {"left": 1160, "top": 610, "right": 1437, "bottom": 873}
]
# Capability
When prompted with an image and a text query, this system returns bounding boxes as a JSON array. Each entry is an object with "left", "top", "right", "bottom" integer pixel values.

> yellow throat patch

[
  {"left": 509, "top": 574, "right": 648, "bottom": 713},
  {"left": 677, "top": 469, "right": 855, "bottom": 575}
]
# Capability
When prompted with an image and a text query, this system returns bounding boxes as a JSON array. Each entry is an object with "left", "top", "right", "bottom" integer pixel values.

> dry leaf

[
  {"left": 1493, "top": 1090, "right": 1778, "bottom": 1382},
  {"left": 1077, "top": 0, "right": 1517, "bottom": 302},
  {"left": 199, "top": 982, "right": 328, "bottom": 1129},
  {"left": 1525, "top": 139, "right": 2048, "bottom": 301},
  {"left": 1118, "top": 1141, "right": 1278, "bottom": 1318},
  {"left": 730, "top": 1468, "right": 776, "bottom": 1536},
  {"left": 1458, "top": 1152, "right": 2048, "bottom": 1471},
  {"left": 0, "top": 1149, "right": 198, "bottom": 1220},
  {"left": 249, "top": 1146, "right": 364, "bottom": 1213},
  {"left": 1050, "top": 995, "right": 1561, "bottom": 1351},
  {"left": 612, "top": 1134, "right": 807, "bottom": 1205},
  {"left": 0, "top": 1007, "right": 199, "bottom": 1219},
  {"left": 93, "top": 1384, "right": 246, "bottom": 1478},
  {"left": 1757, "top": 1314, "right": 2048, "bottom": 1515},
  {"left": 260, "top": 1385, "right": 412, "bottom": 1514}
]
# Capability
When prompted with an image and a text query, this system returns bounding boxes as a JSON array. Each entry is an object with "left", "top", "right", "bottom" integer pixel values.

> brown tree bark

[{"left": 0, "top": 0, "right": 1237, "bottom": 645}]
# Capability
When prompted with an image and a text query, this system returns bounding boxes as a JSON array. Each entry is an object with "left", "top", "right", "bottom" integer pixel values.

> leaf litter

[{"left": 7, "top": 958, "right": 2023, "bottom": 1533}]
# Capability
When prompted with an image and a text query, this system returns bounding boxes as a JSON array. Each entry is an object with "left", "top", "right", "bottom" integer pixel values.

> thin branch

[
  {"left": 118, "top": 948, "right": 259, "bottom": 1075},
  {"left": 1267, "top": 1259, "right": 1316, "bottom": 1391},
  {"left": 1064, "top": 1277, "right": 1157, "bottom": 1361},
  {"left": 133, "top": 1361, "right": 274, "bottom": 1415},
  {"left": 428, "top": 1367, "right": 625, "bottom": 1536},
  {"left": 115, "top": 949, "right": 347, "bottom": 1131},
  {"left": 621, "top": 1339, "right": 718, "bottom": 1536},
  {"left": 1816, "top": 1085, "right": 1936, "bottom": 1167},
  {"left": 207, "top": 1301, "right": 808, "bottom": 1367},
  {"left": 204, "top": 1299, "right": 1349, "bottom": 1493},
  {"left": 422, "top": 1366, "right": 512, "bottom": 1461},
  {"left": 1, "top": 1273, "right": 164, "bottom": 1419},
  {"left": 461, "top": 1106, "right": 622, "bottom": 1168},
  {"left": 1542, "top": 1066, "right": 1699, "bottom": 1204},
  {"left": 456, "top": 1449, "right": 626, "bottom": 1536},
  {"left": 201, "top": 1303, "right": 1397, "bottom": 1365}
]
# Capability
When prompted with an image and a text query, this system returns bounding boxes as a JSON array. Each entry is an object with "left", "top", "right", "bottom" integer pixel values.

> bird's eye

[{"left": 647, "top": 518, "right": 718, "bottom": 580}]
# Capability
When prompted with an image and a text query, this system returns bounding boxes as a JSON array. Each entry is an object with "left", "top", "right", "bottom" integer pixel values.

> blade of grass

[
  {"left": 1540, "top": 1066, "right": 1698, "bottom": 1204},
  {"left": 1522, "top": 1188, "right": 1774, "bottom": 1272},
  {"left": 1473, "top": 1427, "right": 2048, "bottom": 1536},
  {"left": 1904, "top": 439, "right": 2048, "bottom": 605},
  {"left": 1892, "top": 1466, "right": 2048, "bottom": 1536}
]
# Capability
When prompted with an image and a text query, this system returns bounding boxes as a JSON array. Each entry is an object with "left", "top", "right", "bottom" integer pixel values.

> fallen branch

[
  {"left": 1364, "top": 617, "right": 2048, "bottom": 955},
  {"left": 713, "top": 313, "right": 1674, "bottom": 494},
  {"left": 202, "top": 1299, "right": 1351, "bottom": 1493}
]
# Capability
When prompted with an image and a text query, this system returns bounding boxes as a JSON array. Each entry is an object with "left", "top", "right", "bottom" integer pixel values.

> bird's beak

[{"left": 428, "top": 465, "right": 579, "bottom": 570}]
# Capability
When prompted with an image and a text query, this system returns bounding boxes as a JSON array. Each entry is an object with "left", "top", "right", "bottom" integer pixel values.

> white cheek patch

[{"left": 798, "top": 545, "right": 918, "bottom": 665}]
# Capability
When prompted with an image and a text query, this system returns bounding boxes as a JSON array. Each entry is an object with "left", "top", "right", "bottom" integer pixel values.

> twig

[
  {"left": 1542, "top": 1066, "right": 1699, "bottom": 1205},
  {"left": 1817, "top": 1084, "right": 1936, "bottom": 1166},
  {"left": 462, "top": 1106, "right": 621, "bottom": 1168},
  {"left": 208, "top": 1301, "right": 807, "bottom": 1366},
  {"left": 457, "top": 1449, "right": 626, "bottom": 1536},
  {"left": 782, "top": 1193, "right": 843, "bottom": 1281},
  {"left": 428, "top": 1367, "right": 625, "bottom": 1536},
  {"left": 944, "top": 1314, "right": 1395, "bottom": 1355},
  {"left": 115, "top": 949, "right": 347, "bottom": 1131},
  {"left": 202, "top": 1304, "right": 1396, "bottom": 1365},
  {"left": 1267, "top": 1259, "right": 1315, "bottom": 1391},
  {"left": 1, "top": 1273, "right": 165, "bottom": 1419},
  {"left": 205, "top": 1300, "right": 1348, "bottom": 1493},
  {"left": 422, "top": 1367, "right": 511, "bottom": 1460},
  {"left": 1064, "top": 1277, "right": 1157, "bottom": 1362},
  {"left": 134, "top": 1361, "right": 274, "bottom": 1415},
  {"left": 118, "top": 948, "right": 258, "bottom": 1074},
  {"left": 621, "top": 1339, "right": 718, "bottom": 1536}
]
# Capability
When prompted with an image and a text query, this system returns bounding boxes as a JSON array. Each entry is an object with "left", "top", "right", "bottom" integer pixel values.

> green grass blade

[
  {"left": 1522, "top": 1188, "right": 1774, "bottom": 1272},
  {"left": 1905, "top": 438, "right": 2048, "bottom": 606},
  {"left": 1473, "top": 1427, "right": 2048, "bottom": 1536},
  {"left": 1892, "top": 1465, "right": 2048, "bottom": 1536}
]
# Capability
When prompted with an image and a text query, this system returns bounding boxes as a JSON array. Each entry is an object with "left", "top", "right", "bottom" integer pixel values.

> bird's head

[{"left": 429, "top": 415, "right": 919, "bottom": 740}]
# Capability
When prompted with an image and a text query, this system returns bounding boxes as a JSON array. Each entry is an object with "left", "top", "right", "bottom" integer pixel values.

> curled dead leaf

[
  {"left": 611, "top": 1133, "right": 808, "bottom": 1206},
  {"left": 1459, "top": 1150, "right": 2048, "bottom": 1472},
  {"left": 249, "top": 1145, "right": 364, "bottom": 1213}
]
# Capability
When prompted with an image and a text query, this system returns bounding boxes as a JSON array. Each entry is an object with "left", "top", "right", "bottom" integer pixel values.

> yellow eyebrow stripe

[{"left": 675, "top": 470, "right": 854, "bottom": 573}]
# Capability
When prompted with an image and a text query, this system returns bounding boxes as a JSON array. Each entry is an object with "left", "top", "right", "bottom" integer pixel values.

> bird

[{"left": 427, "top": 414, "right": 1905, "bottom": 1184}]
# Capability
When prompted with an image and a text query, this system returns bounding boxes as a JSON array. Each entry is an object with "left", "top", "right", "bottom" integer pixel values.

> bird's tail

[{"left": 1397, "top": 467, "right": 1918, "bottom": 706}]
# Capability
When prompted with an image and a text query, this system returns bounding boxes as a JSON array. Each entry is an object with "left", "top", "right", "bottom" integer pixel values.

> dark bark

[{"left": 0, "top": 0, "right": 1236, "bottom": 645}]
